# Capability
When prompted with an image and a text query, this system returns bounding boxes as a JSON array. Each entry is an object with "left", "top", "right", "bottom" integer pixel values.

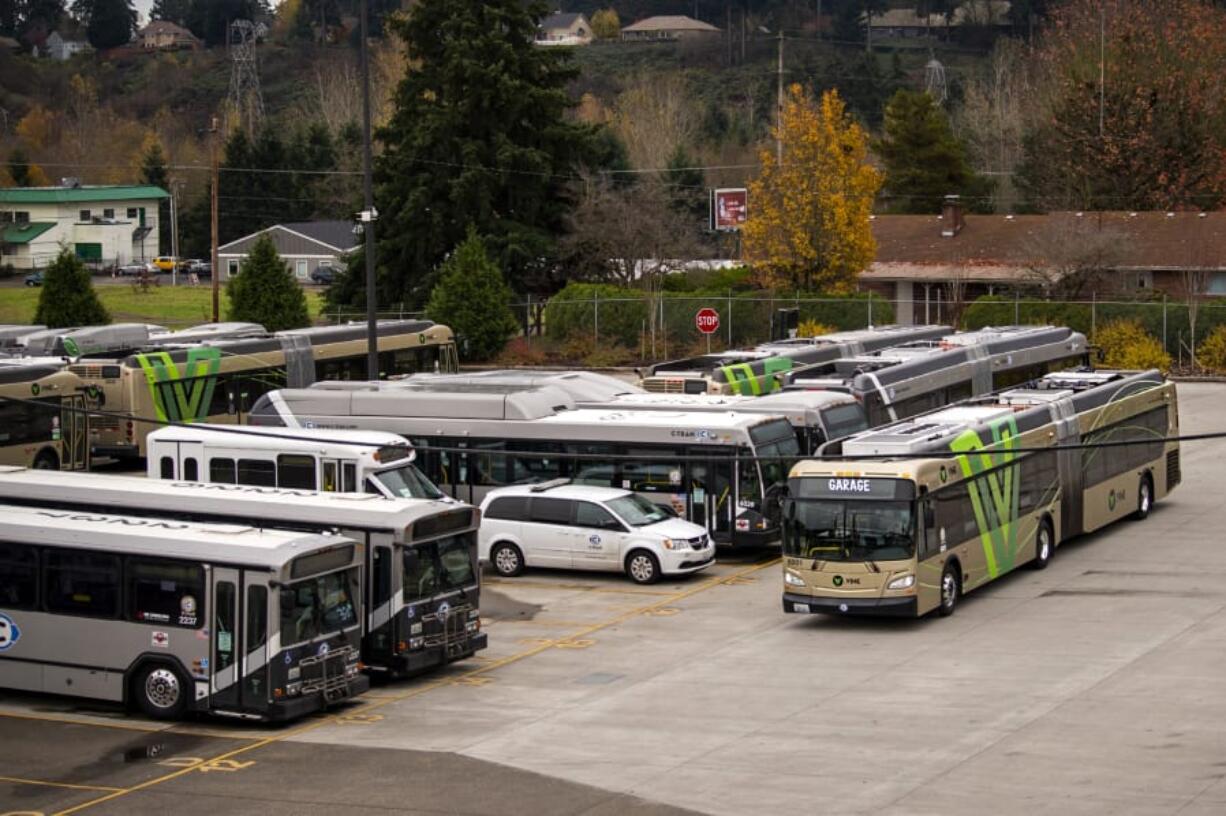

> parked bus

[
  {"left": 0, "top": 467, "right": 485, "bottom": 677},
  {"left": 638, "top": 324, "right": 951, "bottom": 396},
  {"left": 0, "top": 501, "right": 368, "bottom": 720},
  {"left": 65, "top": 319, "right": 458, "bottom": 459},
  {"left": 251, "top": 385, "right": 801, "bottom": 547},
  {"left": 780, "top": 326, "right": 1090, "bottom": 425},
  {"left": 146, "top": 425, "right": 450, "bottom": 501},
  {"left": 780, "top": 369, "right": 1178, "bottom": 618},
  {"left": 0, "top": 364, "right": 93, "bottom": 471}
]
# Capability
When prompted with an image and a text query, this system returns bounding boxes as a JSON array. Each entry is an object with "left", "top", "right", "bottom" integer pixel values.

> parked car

[
  {"left": 23, "top": 271, "right": 43, "bottom": 287},
  {"left": 117, "top": 263, "right": 148, "bottom": 276},
  {"left": 151, "top": 256, "right": 177, "bottom": 271},
  {"left": 189, "top": 260, "right": 212, "bottom": 279},
  {"left": 310, "top": 265, "right": 339, "bottom": 285},
  {"left": 478, "top": 481, "right": 716, "bottom": 585}
]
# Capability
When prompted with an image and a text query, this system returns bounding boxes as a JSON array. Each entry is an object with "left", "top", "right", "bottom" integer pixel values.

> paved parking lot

[{"left": 3, "top": 382, "right": 1226, "bottom": 816}]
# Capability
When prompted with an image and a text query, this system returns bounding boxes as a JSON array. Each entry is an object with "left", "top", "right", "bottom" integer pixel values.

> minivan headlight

[
  {"left": 887, "top": 574, "right": 916, "bottom": 590},
  {"left": 662, "top": 538, "right": 686, "bottom": 550}
]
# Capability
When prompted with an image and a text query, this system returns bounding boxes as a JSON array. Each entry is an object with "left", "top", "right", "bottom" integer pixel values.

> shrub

[
  {"left": 796, "top": 319, "right": 836, "bottom": 338},
  {"left": 426, "top": 231, "right": 520, "bottom": 362},
  {"left": 226, "top": 235, "right": 310, "bottom": 332},
  {"left": 1196, "top": 325, "right": 1226, "bottom": 373},
  {"left": 1094, "top": 319, "right": 1171, "bottom": 372},
  {"left": 34, "top": 248, "right": 110, "bottom": 328},
  {"left": 543, "top": 282, "right": 647, "bottom": 348},
  {"left": 494, "top": 336, "right": 549, "bottom": 367}
]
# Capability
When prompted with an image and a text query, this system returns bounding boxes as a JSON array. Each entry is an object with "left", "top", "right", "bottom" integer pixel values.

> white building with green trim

[{"left": 0, "top": 184, "right": 169, "bottom": 270}]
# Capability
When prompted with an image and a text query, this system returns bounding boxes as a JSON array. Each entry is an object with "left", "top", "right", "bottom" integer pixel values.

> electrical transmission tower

[
  {"left": 227, "top": 20, "right": 265, "bottom": 137},
  {"left": 924, "top": 55, "right": 948, "bottom": 105}
]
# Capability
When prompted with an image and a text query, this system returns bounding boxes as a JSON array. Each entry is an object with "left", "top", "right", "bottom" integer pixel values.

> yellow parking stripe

[{"left": 0, "top": 775, "right": 124, "bottom": 793}]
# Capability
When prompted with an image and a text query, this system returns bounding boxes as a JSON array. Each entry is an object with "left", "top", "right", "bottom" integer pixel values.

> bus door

[
  {"left": 211, "top": 567, "right": 241, "bottom": 710},
  {"left": 241, "top": 572, "right": 271, "bottom": 712},
  {"left": 320, "top": 459, "right": 358, "bottom": 492},
  {"left": 61, "top": 394, "right": 89, "bottom": 470},
  {"left": 165, "top": 440, "right": 204, "bottom": 481},
  {"left": 687, "top": 448, "right": 733, "bottom": 539}
]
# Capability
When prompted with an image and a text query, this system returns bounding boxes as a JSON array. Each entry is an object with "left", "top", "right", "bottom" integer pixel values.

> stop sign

[{"left": 695, "top": 307, "right": 720, "bottom": 335}]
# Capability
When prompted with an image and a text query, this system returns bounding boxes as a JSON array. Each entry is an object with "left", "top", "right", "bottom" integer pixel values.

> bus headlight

[
  {"left": 286, "top": 681, "right": 303, "bottom": 697},
  {"left": 784, "top": 570, "right": 805, "bottom": 587},
  {"left": 409, "top": 637, "right": 425, "bottom": 650},
  {"left": 887, "top": 574, "right": 916, "bottom": 590}
]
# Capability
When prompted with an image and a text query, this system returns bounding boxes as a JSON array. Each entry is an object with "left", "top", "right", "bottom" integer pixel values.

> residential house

[
  {"left": 862, "top": 197, "right": 1226, "bottom": 324},
  {"left": 138, "top": 20, "right": 201, "bottom": 50},
  {"left": 621, "top": 15, "right": 720, "bottom": 41},
  {"left": 0, "top": 184, "right": 168, "bottom": 270},
  {"left": 536, "top": 12, "right": 592, "bottom": 45},
  {"left": 869, "top": 1, "right": 1011, "bottom": 37},
  {"left": 43, "top": 31, "right": 91, "bottom": 60},
  {"left": 0, "top": 36, "right": 21, "bottom": 52},
  {"left": 217, "top": 221, "right": 359, "bottom": 283}
]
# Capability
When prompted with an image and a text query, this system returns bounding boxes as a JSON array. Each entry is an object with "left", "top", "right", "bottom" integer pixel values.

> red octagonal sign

[{"left": 695, "top": 307, "right": 720, "bottom": 335}]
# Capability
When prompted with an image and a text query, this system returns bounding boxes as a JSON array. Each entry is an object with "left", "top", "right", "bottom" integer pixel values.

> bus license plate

[{"left": 792, "top": 602, "right": 810, "bottom": 613}]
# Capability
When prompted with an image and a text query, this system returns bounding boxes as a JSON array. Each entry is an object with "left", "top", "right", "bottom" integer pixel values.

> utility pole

[
  {"left": 726, "top": 0, "right": 732, "bottom": 65},
  {"left": 776, "top": 29, "right": 784, "bottom": 165},
  {"left": 170, "top": 179, "right": 180, "bottom": 287},
  {"left": 1098, "top": 3, "right": 1105, "bottom": 137},
  {"left": 360, "top": 0, "right": 379, "bottom": 380},
  {"left": 209, "top": 115, "right": 220, "bottom": 324}
]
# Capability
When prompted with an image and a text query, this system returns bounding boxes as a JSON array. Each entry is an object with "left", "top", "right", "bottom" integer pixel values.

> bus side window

[
  {"left": 215, "top": 581, "right": 236, "bottom": 672},
  {"left": 322, "top": 461, "right": 338, "bottom": 492},
  {"left": 277, "top": 454, "right": 316, "bottom": 490},
  {"left": 210, "top": 458, "right": 237, "bottom": 484},
  {"left": 160, "top": 456, "right": 175, "bottom": 479},
  {"left": 237, "top": 459, "right": 276, "bottom": 487},
  {"left": 184, "top": 457, "right": 199, "bottom": 481},
  {"left": 0, "top": 542, "right": 38, "bottom": 609},
  {"left": 44, "top": 549, "right": 120, "bottom": 618},
  {"left": 342, "top": 462, "right": 357, "bottom": 492},
  {"left": 919, "top": 495, "right": 939, "bottom": 560}
]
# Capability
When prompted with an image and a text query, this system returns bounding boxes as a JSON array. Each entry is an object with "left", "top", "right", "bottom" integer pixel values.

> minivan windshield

[{"left": 607, "top": 494, "right": 671, "bottom": 526}]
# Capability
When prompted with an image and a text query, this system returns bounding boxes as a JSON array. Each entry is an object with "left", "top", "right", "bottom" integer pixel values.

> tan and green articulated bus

[{"left": 781, "top": 369, "right": 1179, "bottom": 618}]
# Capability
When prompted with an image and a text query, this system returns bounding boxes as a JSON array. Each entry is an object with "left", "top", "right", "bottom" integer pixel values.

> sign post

[{"left": 696, "top": 307, "right": 720, "bottom": 352}]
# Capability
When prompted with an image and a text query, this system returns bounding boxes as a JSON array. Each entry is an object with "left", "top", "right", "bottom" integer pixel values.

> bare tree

[
  {"left": 1021, "top": 215, "right": 1132, "bottom": 298},
  {"left": 1183, "top": 216, "right": 1217, "bottom": 368},
  {"left": 612, "top": 72, "right": 699, "bottom": 173}
]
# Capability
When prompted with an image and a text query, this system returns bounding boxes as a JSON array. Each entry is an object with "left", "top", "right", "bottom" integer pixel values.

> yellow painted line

[
  {"left": 0, "top": 775, "right": 124, "bottom": 793},
  {"left": 482, "top": 618, "right": 615, "bottom": 628},
  {"left": 0, "top": 709, "right": 165, "bottom": 733},
  {"left": 483, "top": 578, "right": 676, "bottom": 597},
  {"left": 53, "top": 556, "right": 779, "bottom": 816}
]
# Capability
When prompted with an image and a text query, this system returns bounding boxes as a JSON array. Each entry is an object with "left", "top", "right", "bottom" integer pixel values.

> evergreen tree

[
  {"left": 335, "top": 0, "right": 600, "bottom": 310},
  {"left": 1, "top": 1, "right": 17, "bottom": 37},
  {"left": 185, "top": 0, "right": 257, "bottom": 45},
  {"left": 140, "top": 140, "right": 172, "bottom": 255},
  {"left": 34, "top": 248, "right": 111, "bottom": 329},
  {"left": 17, "top": 0, "right": 65, "bottom": 40},
  {"left": 874, "top": 89, "right": 993, "bottom": 214},
  {"left": 8, "top": 148, "right": 31, "bottom": 187},
  {"left": 226, "top": 234, "right": 310, "bottom": 331},
  {"left": 425, "top": 230, "right": 519, "bottom": 362},
  {"left": 664, "top": 145, "right": 707, "bottom": 221},
  {"left": 75, "top": 0, "right": 137, "bottom": 49},
  {"left": 150, "top": 0, "right": 191, "bottom": 25}
]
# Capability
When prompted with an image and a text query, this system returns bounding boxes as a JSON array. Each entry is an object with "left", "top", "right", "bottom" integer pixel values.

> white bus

[
  {"left": 252, "top": 385, "right": 801, "bottom": 547},
  {"left": 0, "top": 467, "right": 485, "bottom": 678},
  {"left": 0, "top": 502, "right": 367, "bottom": 720},
  {"left": 147, "top": 425, "right": 450, "bottom": 501}
]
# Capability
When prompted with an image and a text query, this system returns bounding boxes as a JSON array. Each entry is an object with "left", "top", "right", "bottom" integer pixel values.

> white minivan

[{"left": 478, "top": 480, "right": 715, "bottom": 584}]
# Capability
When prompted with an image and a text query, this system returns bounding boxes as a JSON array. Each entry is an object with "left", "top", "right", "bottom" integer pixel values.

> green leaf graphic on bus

[
  {"left": 721, "top": 357, "right": 792, "bottom": 396},
  {"left": 949, "top": 417, "right": 1020, "bottom": 579},
  {"left": 135, "top": 348, "right": 222, "bottom": 423}
]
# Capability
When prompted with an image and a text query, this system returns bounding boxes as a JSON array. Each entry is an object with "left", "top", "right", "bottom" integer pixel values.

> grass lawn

[{"left": 0, "top": 285, "right": 325, "bottom": 328}]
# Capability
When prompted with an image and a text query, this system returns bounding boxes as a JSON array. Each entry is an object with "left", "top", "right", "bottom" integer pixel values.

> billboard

[{"left": 710, "top": 188, "right": 748, "bottom": 231}]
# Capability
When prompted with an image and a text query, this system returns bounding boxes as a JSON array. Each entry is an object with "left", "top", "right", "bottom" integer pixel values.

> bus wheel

[
  {"left": 1031, "top": 520, "right": 1054, "bottom": 570},
  {"left": 1134, "top": 475, "right": 1153, "bottom": 520},
  {"left": 625, "top": 550, "right": 661, "bottom": 585},
  {"left": 938, "top": 563, "right": 960, "bottom": 617},
  {"left": 134, "top": 663, "right": 188, "bottom": 720},
  {"left": 32, "top": 450, "right": 58, "bottom": 470},
  {"left": 490, "top": 542, "right": 524, "bottom": 577}
]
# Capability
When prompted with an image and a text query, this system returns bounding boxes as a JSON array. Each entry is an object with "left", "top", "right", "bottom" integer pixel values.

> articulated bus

[
  {"left": 147, "top": 425, "right": 450, "bottom": 501},
  {"left": 251, "top": 385, "right": 801, "bottom": 547},
  {"left": 0, "top": 501, "right": 368, "bottom": 720},
  {"left": 0, "top": 468, "right": 486, "bottom": 677},
  {"left": 780, "top": 369, "right": 1178, "bottom": 618},
  {"left": 0, "top": 364, "right": 93, "bottom": 471},
  {"left": 638, "top": 324, "right": 951, "bottom": 396},
  {"left": 780, "top": 325, "right": 1089, "bottom": 425},
  {"left": 65, "top": 320, "right": 459, "bottom": 459}
]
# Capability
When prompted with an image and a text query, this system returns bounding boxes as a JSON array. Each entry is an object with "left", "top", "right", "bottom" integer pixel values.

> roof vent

[
  {"left": 1165, "top": 212, "right": 1175, "bottom": 218},
  {"left": 60, "top": 177, "right": 81, "bottom": 189},
  {"left": 940, "top": 195, "right": 964, "bottom": 238},
  {"left": 1075, "top": 211, "right": 1084, "bottom": 217},
  {"left": 1129, "top": 212, "right": 1138, "bottom": 217},
  {"left": 1199, "top": 212, "right": 1209, "bottom": 218},
  {"left": 1005, "top": 214, "right": 1015, "bottom": 220}
]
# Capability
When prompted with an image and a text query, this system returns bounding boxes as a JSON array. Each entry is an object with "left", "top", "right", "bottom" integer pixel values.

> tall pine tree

[
  {"left": 140, "top": 139, "right": 172, "bottom": 256},
  {"left": 150, "top": 0, "right": 191, "bottom": 25},
  {"left": 336, "top": 0, "right": 599, "bottom": 309},
  {"left": 74, "top": 0, "right": 136, "bottom": 49},
  {"left": 35, "top": 248, "right": 111, "bottom": 329}
]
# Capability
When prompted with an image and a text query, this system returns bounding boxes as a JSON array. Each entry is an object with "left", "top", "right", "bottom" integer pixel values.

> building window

[
  {"left": 227, "top": 259, "right": 240, "bottom": 278},
  {"left": 127, "top": 207, "right": 138, "bottom": 219},
  {"left": 295, "top": 259, "right": 308, "bottom": 279},
  {"left": 0, "top": 212, "right": 11, "bottom": 224},
  {"left": 103, "top": 208, "right": 114, "bottom": 219},
  {"left": 79, "top": 209, "right": 90, "bottom": 221},
  {"left": 14, "top": 211, "right": 28, "bottom": 224}
]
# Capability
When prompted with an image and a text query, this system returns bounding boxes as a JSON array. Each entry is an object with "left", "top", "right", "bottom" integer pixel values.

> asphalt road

[{"left": 3, "top": 383, "right": 1226, "bottom": 815}]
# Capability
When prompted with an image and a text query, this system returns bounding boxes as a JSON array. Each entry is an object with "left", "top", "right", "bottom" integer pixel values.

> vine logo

[
  {"left": 135, "top": 348, "right": 223, "bottom": 422},
  {"left": 832, "top": 575, "right": 844, "bottom": 587},
  {"left": 950, "top": 416, "right": 1020, "bottom": 579},
  {"left": 1108, "top": 490, "right": 1117, "bottom": 511}
]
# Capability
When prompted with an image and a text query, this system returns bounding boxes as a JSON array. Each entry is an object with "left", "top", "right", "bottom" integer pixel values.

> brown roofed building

[
  {"left": 621, "top": 15, "right": 720, "bottom": 41},
  {"left": 865, "top": 197, "right": 1226, "bottom": 323},
  {"left": 138, "top": 20, "right": 201, "bottom": 50}
]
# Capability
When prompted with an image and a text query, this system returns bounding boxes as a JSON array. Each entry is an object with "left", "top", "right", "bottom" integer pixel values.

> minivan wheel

[
  {"left": 1134, "top": 475, "right": 1153, "bottom": 520},
  {"left": 625, "top": 550, "right": 661, "bottom": 585},
  {"left": 490, "top": 542, "right": 524, "bottom": 577},
  {"left": 134, "top": 663, "right": 188, "bottom": 720}
]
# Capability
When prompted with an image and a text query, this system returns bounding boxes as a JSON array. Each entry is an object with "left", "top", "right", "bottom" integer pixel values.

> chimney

[{"left": 940, "top": 194, "right": 964, "bottom": 237}]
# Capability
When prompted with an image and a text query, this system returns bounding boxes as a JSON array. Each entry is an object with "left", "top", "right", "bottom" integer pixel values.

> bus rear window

[{"left": 820, "top": 402, "right": 868, "bottom": 441}]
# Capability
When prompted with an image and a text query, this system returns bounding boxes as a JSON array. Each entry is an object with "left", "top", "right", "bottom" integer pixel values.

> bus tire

[
  {"left": 32, "top": 450, "right": 58, "bottom": 470},
  {"left": 490, "top": 542, "right": 524, "bottom": 577},
  {"left": 133, "top": 662, "right": 189, "bottom": 720},
  {"left": 1031, "top": 518, "right": 1054, "bottom": 570},
  {"left": 938, "top": 562, "right": 960, "bottom": 617},
  {"left": 1134, "top": 474, "right": 1153, "bottom": 520},
  {"left": 625, "top": 550, "right": 661, "bottom": 585}
]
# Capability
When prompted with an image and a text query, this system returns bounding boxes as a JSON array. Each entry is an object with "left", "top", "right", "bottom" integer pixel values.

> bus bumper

[
  {"left": 390, "top": 632, "right": 488, "bottom": 676},
  {"left": 782, "top": 592, "right": 917, "bottom": 617},
  {"left": 91, "top": 444, "right": 140, "bottom": 459},
  {"left": 728, "top": 527, "right": 780, "bottom": 548},
  {"left": 267, "top": 674, "right": 371, "bottom": 721}
]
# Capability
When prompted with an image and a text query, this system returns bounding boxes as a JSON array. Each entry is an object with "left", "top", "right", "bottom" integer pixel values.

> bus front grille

[
  {"left": 1167, "top": 449, "right": 1181, "bottom": 488},
  {"left": 642, "top": 378, "right": 684, "bottom": 393},
  {"left": 424, "top": 603, "right": 474, "bottom": 656},
  {"left": 300, "top": 644, "right": 357, "bottom": 701}
]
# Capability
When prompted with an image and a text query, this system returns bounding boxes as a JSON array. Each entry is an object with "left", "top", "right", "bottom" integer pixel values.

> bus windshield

[
  {"left": 279, "top": 567, "right": 359, "bottom": 645},
  {"left": 783, "top": 499, "right": 914, "bottom": 562},
  {"left": 751, "top": 420, "right": 802, "bottom": 490},
  {"left": 372, "top": 463, "right": 446, "bottom": 500}
]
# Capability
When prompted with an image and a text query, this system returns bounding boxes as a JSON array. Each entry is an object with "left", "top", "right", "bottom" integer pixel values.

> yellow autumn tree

[{"left": 742, "top": 85, "right": 882, "bottom": 292}]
